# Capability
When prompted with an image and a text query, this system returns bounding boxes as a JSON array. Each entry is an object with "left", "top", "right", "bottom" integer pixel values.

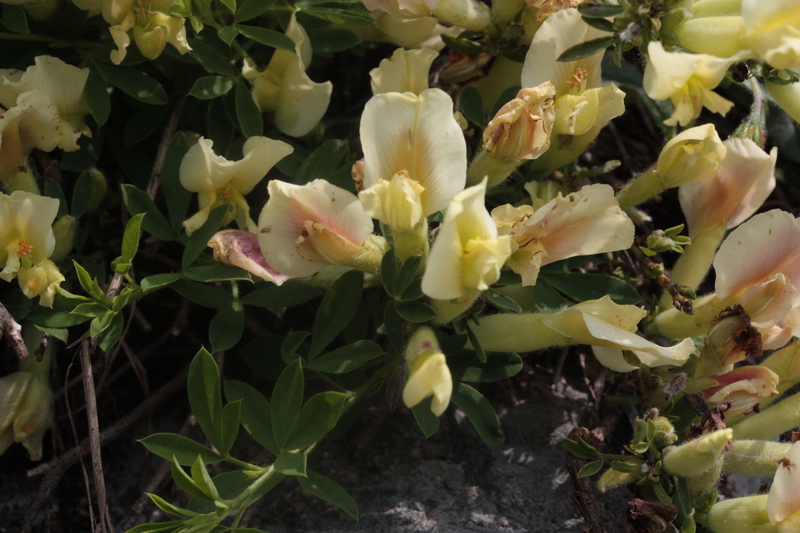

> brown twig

[
  {"left": 0, "top": 301, "right": 28, "bottom": 361},
  {"left": 23, "top": 367, "right": 188, "bottom": 532},
  {"left": 566, "top": 426, "right": 608, "bottom": 533}
]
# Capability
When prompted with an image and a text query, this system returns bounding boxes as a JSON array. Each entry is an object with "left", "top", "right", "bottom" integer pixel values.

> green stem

[
  {"left": 649, "top": 294, "right": 725, "bottom": 339},
  {"left": 467, "top": 149, "right": 520, "bottom": 187},
  {"left": 657, "top": 223, "right": 727, "bottom": 309},
  {"left": 467, "top": 311, "right": 571, "bottom": 352},
  {"left": 731, "top": 391, "right": 800, "bottom": 441},
  {"left": 431, "top": 293, "right": 481, "bottom": 325},
  {"left": 392, "top": 220, "right": 429, "bottom": 265},
  {"left": 615, "top": 167, "right": 666, "bottom": 211}
]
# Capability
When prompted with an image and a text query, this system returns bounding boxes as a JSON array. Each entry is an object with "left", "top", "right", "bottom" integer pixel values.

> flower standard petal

[
  {"left": 768, "top": 441, "right": 800, "bottom": 524},
  {"left": 361, "top": 88, "right": 466, "bottom": 216},
  {"left": 370, "top": 47, "right": 438, "bottom": 95}
]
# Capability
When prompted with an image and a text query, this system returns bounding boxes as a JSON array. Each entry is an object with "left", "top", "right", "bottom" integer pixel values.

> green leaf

[
  {"left": 190, "top": 75, "right": 235, "bottom": 99},
  {"left": 219, "top": 0, "right": 236, "bottom": 13},
  {"left": 44, "top": 179, "right": 68, "bottom": 218},
  {"left": 384, "top": 303, "right": 404, "bottom": 354},
  {"left": 35, "top": 326, "right": 69, "bottom": 344},
  {"left": 539, "top": 272, "right": 641, "bottom": 304},
  {"left": 531, "top": 279, "right": 570, "bottom": 311},
  {"left": 2, "top": 4, "right": 29, "bottom": 33},
  {"left": 310, "top": 29, "right": 360, "bottom": 53},
  {"left": 161, "top": 131, "right": 192, "bottom": 230},
  {"left": 25, "top": 308, "right": 92, "bottom": 328},
  {"left": 609, "top": 460, "right": 641, "bottom": 473},
  {"left": 90, "top": 311, "right": 115, "bottom": 338},
  {"left": 394, "top": 255, "right": 422, "bottom": 297},
  {"left": 578, "top": 3, "right": 625, "bottom": 18},
  {"left": 309, "top": 340, "right": 384, "bottom": 374},
  {"left": 141, "top": 272, "right": 182, "bottom": 292},
  {"left": 93, "top": 61, "right": 167, "bottom": 105},
  {"left": 234, "top": 0, "right": 275, "bottom": 22},
  {"left": 464, "top": 321, "right": 486, "bottom": 364},
  {"left": 412, "top": 398, "right": 440, "bottom": 438},
  {"left": 274, "top": 450, "right": 307, "bottom": 476},
  {"left": 395, "top": 301, "right": 436, "bottom": 323},
  {"left": 171, "top": 279, "right": 234, "bottom": 307},
  {"left": 459, "top": 85, "right": 485, "bottom": 127},
  {"left": 187, "top": 348, "right": 224, "bottom": 449},
  {"left": 191, "top": 455, "right": 220, "bottom": 500},
  {"left": 218, "top": 25, "right": 239, "bottom": 45},
  {"left": 271, "top": 359, "right": 304, "bottom": 449},
  {"left": 224, "top": 380, "right": 279, "bottom": 454},
  {"left": 448, "top": 351, "right": 522, "bottom": 382},
  {"left": 70, "top": 170, "right": 94, "bottom": 218},
  {"left": 284, "top": 391, "right": 348, "bottom": 450},
  {"left": 441, "top": 33, "right": 486, "bottom": 55},
  {"left": 282, "top": 331, "right": 310, "bottom": 360},
  {"left": 73, "top": 260, "right": 107, "bottom": 302},
  {"left": 124, "top": 104, "right": 168, "bottom": 147},
  {"left": 381, "top": 249, "right": 398, "bottom": 297},
  {"left": 242, "top": 283, "right": 323, "bottom": 311},
  {"left": 210, "top": 305, "right": 244, "bottom": 353},
  {"left": 296, "top": 4, "right": 376, "bottom": 25},
  {"left": 562, "top": 437, "right": 600, "bottom": 460},
  {"left": 188, "top": 36, "right": 236, "bottom": 76},
  {"left": 483, "top": 290, "right": 522, "bottom": 313},
  {"left": 235, "top": 81, "right": 263, "bottom": 137},
  {"left": 218, "top": 399, "right": 242, "bottom": 455},
  {"left": 182, "top": 204, "right": 230, "bottom": 268},
  {"left": 309, "top": 270, "right": 363, "bottom": 358},
  {"left": 235, "top": 24, "right": 295, "bottom": 52},
  {"left": 294, "top": 139, "right": 349, "bottom": 186},
  {"left": 72, "top": 302, "right": 109, "bottom": 318},
  {"left": 577, "top": 459, "right": 604, "bottom": 478},
  {"left": 490, "top": 85, "right": 521, "bottom": 119},
  {"left": 139, "top": 433, "right": 223, "bottom": 465},
  {"left": 558, "top": 36, "right": 618, "bottom": 63},
  {"left": 126, "top": 520, "right": 185, "bottom": 533},
  {"left": 146, "top": 494, "right": 199, "bottom": 518},
  {"left": 582, "top": 16, "right": 615, "bottom": 33},
  {"left": 85, "top": 65, "right": 111, "bottom": 126},
  {"left": 97, "top": 312, "right": 124, "bottom": 353},
  {"left": 171, "top": 456, "right": 213, "bottom": 501},
  {"left": 451, "top": 383, "right": 503, "bottom": 445},
  {"left": 298, "top": 470, "right": 358, "bottom": 519},
  {"left": 113, "top": 213, "right": 146, "bottom": 274},
  {"left": 184, "top": 264, "right": 251, "bottom": 282},
  {"left": 400, "top": 278, "right": 424, "bottom": 302},
  {"left": 121, "top": 184, "right": 176, "bottom": 241}
]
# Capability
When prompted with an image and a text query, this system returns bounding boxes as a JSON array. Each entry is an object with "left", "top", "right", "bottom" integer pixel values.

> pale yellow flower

[
  {"left": 742, "top": 0, "right": 800, "bottom": 73},
  {"left": 109, "top": 0, "right": 191, "bottom": 65},
  {"left": 370, "top": 47, "right": 438, "bottom": 95},
  {"left": 402, "top": 327, "right": 452, "bottom": 417},
  {"left": 768, "top": 441, "right": 800, "bottom": 527},
  {"left": 0, "top": 370, "right": 52, "bottom": 460}
]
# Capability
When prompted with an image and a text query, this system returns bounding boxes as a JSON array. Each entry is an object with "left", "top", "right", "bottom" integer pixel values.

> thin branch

[{"left": 0, "top": 301, "right": 28, "bottom": 361}]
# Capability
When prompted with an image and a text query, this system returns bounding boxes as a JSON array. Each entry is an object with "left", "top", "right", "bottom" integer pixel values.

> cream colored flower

[
  {"left": 768, "top": 441, "right": 800, "bottom": 528},
  {"left": 421, "top": 179, "right": 514, "bottom": 301},
  {"left": 0, "top": 370, "right": 52, "bottom": 460},
  {"left": 643, "top": 42, "right": 743, "bottom": 127},
  {"left": 494, "top": 184, "right": 634, "bottom": 286},
  {"left": 258, "top": 179, "right": 383, "bottom": 278},
  {"left": 179, "top": 136, "right": 293, "bottom": 236},
  {"left": 699, "top": 366, "right": 779, "bottom": 417},
  {"left": 0, "top": 55, "right": 91, "bottom": 152},
  {"left": 361, "top": 0, "right": 492, "bottom": 30},
  {"left": 680, "top": 138, "right": 777, "bottom": 239},
  {"left": 370, "top": 47, "right": 438, "bottom": 95},
  {"left": 0, "top": 191, "right": 64, "bottom": 306},
  {"left": 656, "top": 123, "right": 726, "bottom": 188},
  {"left": 402, "top": 327, "right": 452, "bottom": 416},
  {"left": 242, "top": 15, "right": 332, "bottom": 137},
  {"left": 482, "top": 83, "right": 556, "bottom": 161},
  {"left": 742, "top": 0, "right": 800, "bottom": 73},
  {"left": 525, "top": 0, "right": 583, "bottom": 21},
  {"left": 766, "top": 80, "right": 800, "bottom": 125},
  {"left": 71, "top": 0, "right": 133, "bottom": 24},
  {"left": 360, "top": 88, "right": 466, "bottom": 217},
  {"left": 359, "top": 170, "right": 425, "bottom": 232},
  {"left": 109, "top": 0, "right": 191, "bottom": 65}
]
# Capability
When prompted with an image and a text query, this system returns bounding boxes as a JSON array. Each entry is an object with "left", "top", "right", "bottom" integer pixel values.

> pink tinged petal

[
  {"left": 208, "top": 229, "right": 293, "bottom": 286},
  {"left": 680, "top": 139, "right": 777, "bottom": 238},
  {"left": 703, "top": 366, "right": 779, "bottom": 417},
  {"left": 361, "top": 88, "right": 467, "bottom": 216},
  {"left": 714, "top": 210, "right": 800, "bottom": 301},
  {"left": 768, "top": 441, "right": 800, "bottom": 524},
  {"left": 258, "top": 180, "right": 374, "bottom": 277}
]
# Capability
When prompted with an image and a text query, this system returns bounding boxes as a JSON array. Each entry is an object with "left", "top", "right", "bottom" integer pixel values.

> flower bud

[
  {"left": 50, "top": 215, "right": 77, "bottom": 263},
  {"left": 403, "top": 327, "right": 452, "bottom": 417},
  {"left": 208, "top": 229, "right": 293, "bottom": 286},
  {"left": 663, "top": 428, "right": 733, "bottom": 477},
  {"left": 597, "top": 467, "right": 639, "bottom": 493},
  {"left": 84, "top": 168, "right": 108, "bottom": 215},
  {"left": 0, "top": 370, "right": 52, "bottom": 461},
  {"left": 656, "top": 124, "right": 726, "bottom": 188}
]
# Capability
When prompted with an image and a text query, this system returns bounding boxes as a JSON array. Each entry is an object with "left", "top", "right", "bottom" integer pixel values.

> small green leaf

[
  {"left": 652, "top": 481, "right": 673, "bottom": 506},
  {"left": 188, "top": 37, "right": 236, "bottom": 76},
  {"left": 451, "top": 383, "right": 503, "bottom": 445},
  {"left": 483, "top": 290, "right": 522, "bottom": 313},
  {"left": 121, "top": 184, "right": 176, "bottom": 241},
  {"left": 170, "top": 279, "right": 234, "bottom": 307},
  {"left": 235, "top": 24, "right": 295, "bottom": 52},
  {"left": 609, "top": 460, "right": 641, "bottom": 473},
  {"left": 578, "top": 3, "right": 625, "bottom": 18},
  {"left": 309, "top": 270, "right": 364, "bottom": 357},
  {"left": 187, "top": 348, "right": 224, "bottom": 449},
  {"left": 381, "top": 249, "right": 398, "bottom": 297},
  {"left": 298, "top": 470, "right": 358, "bottom": 519},
  {"left": 113, "top": 213, "right": 146, "bottom": 274},
  {"left": 540, "top": 272, "right": 641, "bottom": 305},
  {"left": 126, "top": 520, "right": 185, "bottom": 533},
  {"left": 271, "top": 359, "right": 304, "bottom": 449},
  {"left": 412, "top": 398, "right": 440, "bottom": 438},
  {"left": 310, "top": 29, "right": 360, "bottom": 54},
  {"left": 190, "top": 75, "right": 235, "bottom": 99},
  {"left": 224, "top": 380, "right": 279, "bottom": 454},
  {"left": 219, "top": 0, "right": 236, "bottom": 13},
  {"left": 235, "top": 81, "right": 263, "bottom": 137},
  {"left": 218, "top": 399, "right": 242, "bottom": 454},
  {"left": 3, "top": 4, "right": 29, "bottom": 33},
  {"left": 85, "top": 65, "right": 111, "bottom": 126},
  {"left": 97, "top": 312, "right": 124, "bottom": 353},
  {"left": 183, "top": 204, "right": 230, "bottom": 268},
  {"left": 296, "top": 4, "right": 376, "bottom": 25},
  {"left": 395, "top": 301, "right": 436, "bottom": 323},
  {"left": 139, "top": 433, "right": 222, "bottom": 465},
  {"left": 73, "top": 260, "right": 107, "bottom": 302},
  {"left": 577, "top": 459, "right": 604, "bottom": 478},
  {"left": 218, "top": 25, "right": 239, "bottom": 45},
  {"left": 234, "top": 0, "right": 275, "bottom": 22},
  {"left": 464, "top": 322, "right": 486, "bottom": 364},
  {"left": 448, "top": 351, "right": 522, "bottom": 382},
  {"left": 309, "top": 340, "right": 384, "bottom": 374},
  {"left": 441, "top": 33, "right": 486, "bottom": 55},
  {"left": 242, "top": 283, "right": 323, "bottom": 310},
  {"left": 557, "top": 36, "right": 618, "bottom": 63},
  {"left": 294, "top": 139, "right": 349, "bottom": 186},
  {"left": 184, "top": 264, "right": 251, "bottom": 282},
  {"left": 274, "top": 450, "right": 307, "bottom": 476},
  {"left": 171, "top": 456, "right": 212, "bottom": 501},
  {"left": 161, "top": 131, "right": 192, "bottom": 230},
  {"left": 284, "top": 391, "right": 348, "bottom": 450},
  {"left": 140, "top": 272, "right": 182, "bottom": 292},
  {"left": 562, "top": 437, "right": 600, "bottom": 460},
  {"left": 394, "top": 255, "right": 422, "bottom": 297},
  {"left": 72, "top": 302, "right": 109, "bottom": 318},
  {"left": 582, "top": 16, "right": 615, "bottom": 32},
  {"left": 90, "top": 311, "right": 115, "bottom": 338},
  {"left": 459, "top": 85, "right": 485, "bottom": 127},
  {"left": 282, "top": 331, "right": 311, "bottom": 360},
  {"left": 146, "top": 493, "right": 199, "bottom": 518},
  {"left": 384, "top": 303, "right": 404, "bottom": 354},
  {"left": 93, "top": 61, "right": 168, "bottom": 105},
  {"left": 191, "top": 455, "right": 220, "bottom": 499}
]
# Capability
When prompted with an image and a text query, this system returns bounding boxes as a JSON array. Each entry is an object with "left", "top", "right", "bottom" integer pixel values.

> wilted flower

[
  {"left": 0, "top": 191, "right": 64, "bottom": 306},
  {"left": 643, "top": 41, "right": 743, "bottom": 126},
  {"left": 700, "top": 366, "right": 779, "bottom": 417},
  {"left": 208, "top": 229, "right": 294, "bottom": 286},
  {"left": 109, "top": 0, "right": 191, "bottom": 65},
  {"left": 243, "top": 15, "right": 332, "bottom": 137},
  {"left": 483, "top": 83, "right": 557, "bottom": 162},
  {"left": 493, "top": 184, "right": 634, "bottom": 286},
  {"left": 0, "top": 370, "right": 52, "bottom": 461},
  {"left": 258, "top": 179, "right": 385, "bottom": 278},
  {"left": 179, "top": 136, "right": 293, "bottom": 236},
  {"left": 370, "top": 47, "right": 438, "bottom": 95},
  {"left": 402, "top": 327, "right": 452, "bottom": 417}
]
